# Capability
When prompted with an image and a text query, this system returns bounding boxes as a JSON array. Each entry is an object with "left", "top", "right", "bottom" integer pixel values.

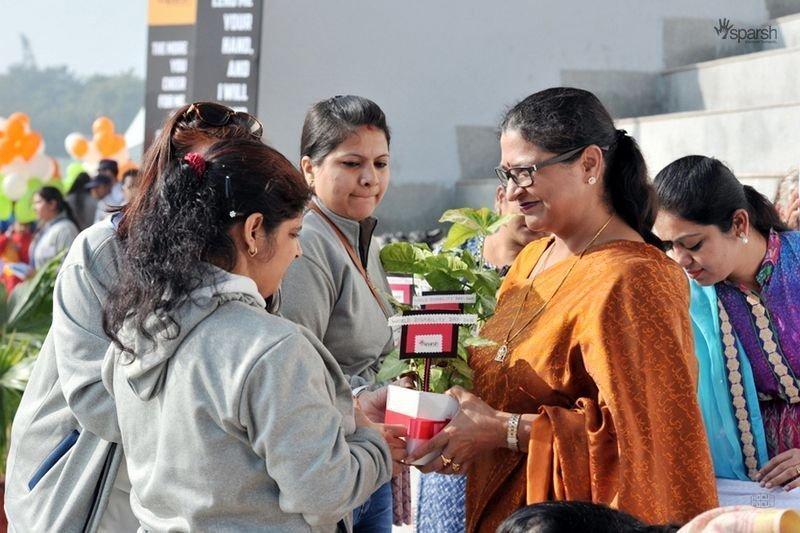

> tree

[{"left": 0, "top": 62, "right": 144, "bottom": 159}]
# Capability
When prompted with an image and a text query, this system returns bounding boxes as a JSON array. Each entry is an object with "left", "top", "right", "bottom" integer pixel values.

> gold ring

[
  {"left": 440, "top": 454, "right": 452, "bottom": 468},
  {"left": 795, "top": 465, "right": 800, "bottom": 477},
  {"left": 451, "top": 461, "right": 462, "bottom": 473}
]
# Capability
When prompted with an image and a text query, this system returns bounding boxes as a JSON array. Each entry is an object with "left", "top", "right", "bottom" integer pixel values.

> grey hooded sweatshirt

[
  {"left": 102, "top": 269, "right": 392, "bottom": 532},
  {"left": 5, "top": 218, "right": 131, "bottom": 533}
]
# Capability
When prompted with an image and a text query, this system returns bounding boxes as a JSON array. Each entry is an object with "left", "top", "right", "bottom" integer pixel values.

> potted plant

[{"left": 378, "top": 208, "right": 510, "bottom": 461}]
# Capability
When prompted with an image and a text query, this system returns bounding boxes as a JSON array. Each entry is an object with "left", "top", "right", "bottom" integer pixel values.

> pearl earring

[
  {"left": 739, "top": 234, "right": 749, "bottom": 244},
  {"left": 588, "top": 176, "right": 597, "bottom": 185}
]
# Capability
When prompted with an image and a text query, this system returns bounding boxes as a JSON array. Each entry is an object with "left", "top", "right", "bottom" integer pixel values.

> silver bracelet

[{"left": 506, "top": 414, "right": 521, "bottom": 452}]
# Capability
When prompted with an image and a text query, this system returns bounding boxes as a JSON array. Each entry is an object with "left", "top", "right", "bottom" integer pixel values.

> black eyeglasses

[
  {"left": 494, "top": 145, "right": 587, "bottom": 188},
  {"left": 183, "top": 101, "right": 263, "bottom": 138}
]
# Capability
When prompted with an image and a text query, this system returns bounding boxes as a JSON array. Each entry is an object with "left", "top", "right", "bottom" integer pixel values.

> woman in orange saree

[{"left": 407, "top": 88, "right": 718, "bottom": 532}]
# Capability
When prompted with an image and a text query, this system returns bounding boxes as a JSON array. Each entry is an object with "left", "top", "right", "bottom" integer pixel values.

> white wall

[{"left": 257, "top": 0, "right": 769, "bottom": 230}]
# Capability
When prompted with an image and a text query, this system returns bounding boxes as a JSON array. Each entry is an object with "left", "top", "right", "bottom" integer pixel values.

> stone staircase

[
  {"left": 453, "top": 9, "right": 800, "bottom": 208},
  {"left": 619, "top": 11, "right": 800, "bottom": 200}
]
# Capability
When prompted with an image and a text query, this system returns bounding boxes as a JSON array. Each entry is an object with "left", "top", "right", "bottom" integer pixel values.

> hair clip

[
  {"left": 183, "top": 152, "right": 206, "bottom": 177},
  {"left": 224, "top": 175, "right": 243, "bottom": 218}
]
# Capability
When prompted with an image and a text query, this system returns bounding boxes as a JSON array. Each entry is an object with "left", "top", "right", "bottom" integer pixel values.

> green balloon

[
  {"left": 0, "top": 174, "right": 11, "bottom": 221},
  {"left": 14, "top": 178, "right": 44, "bottom": 224},
  {"left": 63, "top": 161, "right": 85, "bottom": 194}
]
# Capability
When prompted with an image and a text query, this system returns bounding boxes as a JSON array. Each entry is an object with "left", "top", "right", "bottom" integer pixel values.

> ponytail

[
  {"left": 103, "top": 138, "right": 310, "bottom": 355},
  {"left": 36, "top": 186, "right": 80, "bottom": 229},
  {"left": 500, "top": 88, "right": 662, "bottom": 248},
  {"left": 655, "top": 156, "right": 788, "bottom": 238},
  {"left": 604, "top": 132, "right": 662, "bottom": 248},
  {"left": 743, "top": 185, "right": 790, "bottom": 234}
]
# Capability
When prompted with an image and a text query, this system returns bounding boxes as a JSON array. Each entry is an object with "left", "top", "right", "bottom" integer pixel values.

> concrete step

[
  {"left": 773, "top": 12, "right": 800, "bottom": 47},
  {"left": 659, "top": 45, "right": 800, "bottom": 114},
  {"left": 616, "top": 101, "right": 800, "bottom": 200},
  {"left": 662, "top": 11, "right": 800, "bottom": 69}
]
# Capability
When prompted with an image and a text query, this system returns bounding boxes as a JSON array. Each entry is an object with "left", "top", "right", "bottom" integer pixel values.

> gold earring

[{"left": 248, "top": 247, "right": 258, "bottom": 257}]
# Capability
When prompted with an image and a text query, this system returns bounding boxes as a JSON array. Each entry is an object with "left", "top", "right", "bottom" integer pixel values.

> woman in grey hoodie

[
  {"left": 5, "top": 102, "right": 268, "bottom": 532},
  {"left": 101, "top": 138, "right": 399, "bottom": 532}
]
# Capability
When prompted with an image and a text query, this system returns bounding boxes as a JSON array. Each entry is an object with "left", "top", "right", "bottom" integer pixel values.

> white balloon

[
  {"left": 1, "top": 156, "right": 32, "bottom": 180},
  {"left": 27, "top": 153, "right": 50, "bottom": 179},
  {"left": 3, "top": 173, "right": 29, "bottom": 201},
  {"left": 64, "top": 132, "right": 85, "bottom": 158}
]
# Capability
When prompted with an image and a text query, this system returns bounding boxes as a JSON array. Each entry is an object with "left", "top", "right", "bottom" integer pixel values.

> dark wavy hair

[
  {"left": 500, "top": 87, "right": 661, "bottom": 248},
  {"left": 118, "top": 103, "right": 258, "bottom": 240},
  {"left": 498, "top": 502, "right": 680, "bottom": 533},
  {"left": 300, "top": 95, "right": 390, "bottom": 165},
  {"left": 103, "top": 138, "right": 311, "bottom": 354},
  {"left": 654, "top": 156, "right": 790, "bottom": 237},
  {"left": 35, "top": 186, "right": 79, "bottom": 228}
]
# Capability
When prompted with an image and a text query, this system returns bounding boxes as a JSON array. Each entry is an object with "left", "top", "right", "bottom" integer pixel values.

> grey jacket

[
  {"left": 102, "top": 269, "right": 392, "bottom": 532},
  {"left": 6, "top": 219, "right": 125, "bottom": 532},
  {"left": 29, "top": 212, "right": 79, "bottom": 269},
  {"left": 281, "top": 198, "right": 394, "bottom": 388}
]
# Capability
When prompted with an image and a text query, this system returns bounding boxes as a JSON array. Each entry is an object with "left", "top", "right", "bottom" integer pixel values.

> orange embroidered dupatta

[{"left": 465, "top": 239, "right": 717, "bottom": 532}]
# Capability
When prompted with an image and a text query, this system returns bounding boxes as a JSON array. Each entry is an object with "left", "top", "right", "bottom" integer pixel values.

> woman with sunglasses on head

[
  {"left": 405, "top": 87, "right": 717, "bottom": 532},
  {"left": 279, "top": 95, "right": 403, "bottom": 532},
  {"left": 101, "top": 138, "right": 394, "bottom": 531},
  {"left": 654, "top": 156, "right": 800, "bottom": 494},
  {"left": 6, "top": 102, "right": 263, "bottom": 533}
]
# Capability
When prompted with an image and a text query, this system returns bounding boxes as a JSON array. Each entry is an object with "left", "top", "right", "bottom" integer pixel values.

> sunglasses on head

[{"left": 183, "top": 101, "right": 263, "bottom": 138}]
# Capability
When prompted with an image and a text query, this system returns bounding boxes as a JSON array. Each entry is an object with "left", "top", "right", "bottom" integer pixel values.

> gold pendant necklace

[{"left": 494, "top": 216, "right": 614, "bottom": 363}]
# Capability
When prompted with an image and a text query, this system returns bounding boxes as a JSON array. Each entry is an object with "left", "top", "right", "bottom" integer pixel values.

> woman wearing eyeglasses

[
  {"left": 6, "top": 102, "right": 263, "bottom": 533},
  {"left": 405, "top": 87, "right": 717, "bottom": 532}
]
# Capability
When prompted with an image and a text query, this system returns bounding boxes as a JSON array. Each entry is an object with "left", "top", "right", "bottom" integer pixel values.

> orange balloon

[
  {"left": 0, "top": 141, "right": 13, "bottom": 166},
  {"left": 95, "top": 131, "right": 117, "bottom": 157},
  {"left": 7, "top": 112, "right": 30, "bottom": 126},
  {"left": 6, "top": 119, "right": 25, "bottom": 141},
  {"left": 70, "top": 137, "right": 89, "bottom": 159},
  {"left": 92, "top": 116, "right": 114, "bottom": 136},
  {"left": 20, "top": 132, "right": 41, "bottom": 160},
  {"left": 110, "top": 133, "right": 126, "bottom": 154}
]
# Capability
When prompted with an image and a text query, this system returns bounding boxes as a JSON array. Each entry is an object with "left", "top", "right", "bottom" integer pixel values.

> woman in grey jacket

[
  {"left": 281, "top": 95, "right": 399, "bottom": 531},
  {"left": 101, "top": 138, "right": 398, "bottom": 532},
  {"left": 5, "top": 102, "right": 266, "bottom": 532}
]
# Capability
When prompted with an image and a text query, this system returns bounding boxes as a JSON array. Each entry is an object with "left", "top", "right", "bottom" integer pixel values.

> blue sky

[{"left": 0, "top": 0, "right": 147, "bottom": 76}]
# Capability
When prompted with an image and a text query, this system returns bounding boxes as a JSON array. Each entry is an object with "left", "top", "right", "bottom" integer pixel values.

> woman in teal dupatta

[{"left": 655, "top": 155, "right": 800, "bottom": 491}]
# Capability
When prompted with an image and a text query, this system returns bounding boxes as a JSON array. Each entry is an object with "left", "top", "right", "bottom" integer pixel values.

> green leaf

[
  {"left": 463, "top": 335, "right": 497, "bottom": 348},
  {"left": 7, "top": 250, "right": 64, "bottom": 334},
  {"left": 379, "top": 242, "right": 432, "bottom": 275},
  {"left": 486, "top": 214, "right": 517, "bottom": 234},
  {"left": 461, "top": 250, "right": 477, "bottom": 270},
  {"left": 439, "top": 208, "right": 485, "bottom": 230},
  {"left": 442, "top": 223, "right": 479, "bottom": 251},
  {"left": 449, "top": 357, "right": 474, "bottom": 381},
  {"left": 376, "top": 349, "right": 410, "bottom": 383},
  {"left": 427, "top": 366, "right": 447, "bottom": 394},
  {"left": 424, "top": 271, "right": 464, "bottom": 291}
]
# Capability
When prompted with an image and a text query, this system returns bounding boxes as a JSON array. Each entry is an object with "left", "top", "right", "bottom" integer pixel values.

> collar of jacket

[{"left": 313, "top": 197, "right": 378, "bottom": 269}]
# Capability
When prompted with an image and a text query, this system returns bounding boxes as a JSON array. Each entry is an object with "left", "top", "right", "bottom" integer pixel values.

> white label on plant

[
  {"left": 415, "top": 334, "right": 443, "bottom": 353},
  {"left": 392, "top": 289, "right": 405, "bottom": 301}
]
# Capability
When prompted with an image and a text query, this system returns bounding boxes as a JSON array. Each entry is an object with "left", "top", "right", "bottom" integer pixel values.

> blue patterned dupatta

[{"left": 690, "top": 282, "right": 770, "bottom": 480}]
